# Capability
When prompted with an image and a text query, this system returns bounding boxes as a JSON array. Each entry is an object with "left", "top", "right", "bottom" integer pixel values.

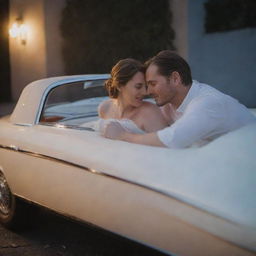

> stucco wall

[
  {"left": 44, "top": 0, "right": 65, "bottom": 76},
  {"left": 9, "top": 0, "right": 65, "bottom": 101},
  {"left": 187, "top": 0, "right": 256, "bottom": 107},
  {"left": 9, "top": 0, "right": 47, "bottom": 100},
  {"left": 170, "top": 0, "right": 188, "bottom": 60}
]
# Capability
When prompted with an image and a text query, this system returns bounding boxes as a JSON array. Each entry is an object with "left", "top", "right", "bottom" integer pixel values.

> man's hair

[{"left": 145, "top": 50, "right": 192, "bottom": 86}]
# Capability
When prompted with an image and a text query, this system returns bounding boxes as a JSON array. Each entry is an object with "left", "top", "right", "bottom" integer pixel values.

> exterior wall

[
  {"left": 170, "top": 0, "right": 188, "bottom": 60},
  {"left": 44, "top": 0, "right": 65, "bottom": 76},
  {"left": 187, "top": 0, "right": 256, "bottom": 107},
  {"left": 9, "top": 0, "right": 65, "bottom": 101},
  {"left": 9, "top": 0, "right": 47, "bottom": 101},
  {"left": 9, "top": 0, "right": 256, "bottom": 106}
]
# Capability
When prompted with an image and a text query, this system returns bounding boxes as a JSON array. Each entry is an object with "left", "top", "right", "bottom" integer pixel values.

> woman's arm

[{"left": 103, "top": 121, "right": 166, "bottom": 147}]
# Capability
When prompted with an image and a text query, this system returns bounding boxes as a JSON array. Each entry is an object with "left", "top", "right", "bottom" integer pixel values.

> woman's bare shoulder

[
  {"left": 140, "top": 101, "right": 162, "bottom": 114},
  {"left": 138, "top": 101, "right": 168, "bottom": 132},
  {"left": 98, "top": 99, "right": 112, "bottom": 118}
]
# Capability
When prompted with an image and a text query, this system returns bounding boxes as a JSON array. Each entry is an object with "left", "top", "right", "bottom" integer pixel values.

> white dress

[{"left": 81, "top": 118, "right": 145, "bottom": 134}]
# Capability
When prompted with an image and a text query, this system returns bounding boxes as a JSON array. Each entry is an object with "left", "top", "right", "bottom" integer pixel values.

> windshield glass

[{"left": 39, "top": 79, "right": 108, "bottom": 129}]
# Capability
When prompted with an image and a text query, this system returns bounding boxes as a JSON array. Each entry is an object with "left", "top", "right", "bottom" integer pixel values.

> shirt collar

[{"left": 176, "top": 80, "right": 200, "bottom": 113}]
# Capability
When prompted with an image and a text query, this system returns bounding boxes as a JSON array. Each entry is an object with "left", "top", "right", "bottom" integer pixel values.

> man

[{"left": 102, "top": 50, "right": 255, "bottom": 148}]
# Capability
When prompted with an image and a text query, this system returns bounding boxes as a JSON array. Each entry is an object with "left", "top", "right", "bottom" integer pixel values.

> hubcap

[{"left": 0, "top": 173, "right": 12, "bottom": 216}]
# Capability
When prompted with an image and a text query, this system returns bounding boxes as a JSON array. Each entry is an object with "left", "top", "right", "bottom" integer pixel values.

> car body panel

[
  {"left": 10, "top": 74, "right": 110, "bottom": 126},
  {"left": 1, "top": 75, "right": 256, "bottom": 255}
]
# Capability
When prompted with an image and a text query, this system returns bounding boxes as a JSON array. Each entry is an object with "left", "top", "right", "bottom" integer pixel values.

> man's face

[{"left": 146, "top": 64, "right": 177, "bottom": 106}]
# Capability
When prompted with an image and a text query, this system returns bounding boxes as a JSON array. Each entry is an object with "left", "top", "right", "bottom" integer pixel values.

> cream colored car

[{"left": 0, "top": 75, "right": 255, "bottom": 256}]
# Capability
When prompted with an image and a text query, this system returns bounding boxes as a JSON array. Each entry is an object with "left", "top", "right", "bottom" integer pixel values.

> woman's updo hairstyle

[{"left": 105, "top": 58, "right": 145, "bottom": 98}]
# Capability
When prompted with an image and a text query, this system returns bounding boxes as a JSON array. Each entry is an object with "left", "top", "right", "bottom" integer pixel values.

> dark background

[
  {"left": 0, "top": 0, "right": 11, "bottom": 103},
  {"left": 60, "top": 0, "right": 175, "bottom": 75}
]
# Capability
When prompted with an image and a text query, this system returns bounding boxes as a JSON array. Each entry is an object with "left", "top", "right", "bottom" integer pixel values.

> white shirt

[{"left": 157, "top": 80, "right": 256, "bottom": 148}]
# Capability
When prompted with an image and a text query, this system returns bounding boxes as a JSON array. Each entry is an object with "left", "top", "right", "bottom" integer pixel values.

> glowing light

[
  {"left": 9, "top": 19, "right": 28, "bottom": 45},
  {"left": 9, "top": 22, "right": 19, "bottom": 38}
]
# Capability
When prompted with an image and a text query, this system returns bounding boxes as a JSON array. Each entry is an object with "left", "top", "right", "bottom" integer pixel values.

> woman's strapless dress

[{"left": 81, "top": 118, "right": 145, "bottom": 134}]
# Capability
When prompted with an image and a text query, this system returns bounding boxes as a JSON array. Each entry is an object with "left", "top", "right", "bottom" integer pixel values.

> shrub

[{"left": 60, "top": 0, "right": 175, "bottom": 74}]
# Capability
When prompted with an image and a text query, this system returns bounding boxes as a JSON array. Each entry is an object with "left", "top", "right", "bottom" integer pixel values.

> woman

[{"left": 98, "top": 58, "right": 168, "bottom": 134}]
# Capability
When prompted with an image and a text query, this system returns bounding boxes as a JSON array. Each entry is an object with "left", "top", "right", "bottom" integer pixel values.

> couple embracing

[{"left": 98, "top": 50, "right": 255, "bottom": 148}]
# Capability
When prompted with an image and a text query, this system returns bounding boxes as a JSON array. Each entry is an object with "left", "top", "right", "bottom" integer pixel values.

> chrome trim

[
  {"left": 39, "top": 122, "right": 95, "bottom": 131},
  {"left": 9, "top": 145, "right": 19, "bottom": 151},
  {"left": 0, "top": 144, "right": 162, "bottom": 194},
  {"left": 13, "top": 123, "right": 33, "bottom": 127},
  {"left": 0, "top": 144, "right": 91, "bottom": 172},
  {"left": 0, "top": 144, "right": 248, "bottom": 228}
]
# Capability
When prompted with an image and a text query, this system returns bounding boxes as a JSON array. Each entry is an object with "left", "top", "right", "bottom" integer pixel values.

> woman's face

[{"left": 118, "top": 72, "right": 147, "bottom": 107}]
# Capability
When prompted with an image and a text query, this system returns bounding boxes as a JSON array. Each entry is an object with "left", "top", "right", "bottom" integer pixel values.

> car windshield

[{"left": 39, "top": 79, "right": 108, "bottom": 130}]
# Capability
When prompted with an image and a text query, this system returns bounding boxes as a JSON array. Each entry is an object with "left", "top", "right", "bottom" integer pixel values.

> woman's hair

[
  {"left": 105, "top": 58, "right": 145, "bottom": 98},
  {"left": 145, "top": 50, "right": 192, "bottom": 86}
]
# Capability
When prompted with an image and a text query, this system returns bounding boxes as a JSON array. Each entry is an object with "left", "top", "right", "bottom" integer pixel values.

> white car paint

[{"left": 0, "top": 75, "right": 256, "bottom": 256}]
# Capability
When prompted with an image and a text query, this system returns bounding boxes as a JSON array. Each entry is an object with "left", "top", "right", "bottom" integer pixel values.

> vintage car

[{"left": 0, "top": 75, "right": 255, "bottom": 256}]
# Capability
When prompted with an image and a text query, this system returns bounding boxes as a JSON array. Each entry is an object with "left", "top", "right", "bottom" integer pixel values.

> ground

[{"left": 0, "top": 208, "right": 168, "bottom": 256}]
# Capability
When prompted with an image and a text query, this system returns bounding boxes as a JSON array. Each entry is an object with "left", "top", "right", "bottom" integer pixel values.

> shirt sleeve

[{"left": 157, "top": 96, "right": 225, "bottom": 148}]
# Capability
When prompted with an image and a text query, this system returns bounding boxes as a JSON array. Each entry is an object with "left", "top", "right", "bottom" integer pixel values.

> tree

[{"left": 61, "top": 0, "right": 175, "bottom": 74}]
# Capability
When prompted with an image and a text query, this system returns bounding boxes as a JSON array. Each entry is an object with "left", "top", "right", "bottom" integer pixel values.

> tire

[{"left": 0, "top": 171, "right": 37, "bottom": 230}]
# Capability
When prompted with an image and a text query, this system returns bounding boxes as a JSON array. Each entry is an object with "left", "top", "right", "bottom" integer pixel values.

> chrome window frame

[{"left": 36, "top": 78, "right": 108, "bottom": 126}]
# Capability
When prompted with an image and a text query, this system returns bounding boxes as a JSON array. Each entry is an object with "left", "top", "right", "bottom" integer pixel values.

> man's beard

[{"left": 154, "top": 97, "right": 169, "bottom": 107}]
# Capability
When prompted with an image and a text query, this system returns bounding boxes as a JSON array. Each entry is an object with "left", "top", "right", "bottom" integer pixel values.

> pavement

[{"left": 0, "top": 208, "right": 166, "bottom": 256}]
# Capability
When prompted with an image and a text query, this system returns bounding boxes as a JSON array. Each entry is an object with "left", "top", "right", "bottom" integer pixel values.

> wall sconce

[{"left": 9, "top": 18, "right": 28, "bottom": 45}]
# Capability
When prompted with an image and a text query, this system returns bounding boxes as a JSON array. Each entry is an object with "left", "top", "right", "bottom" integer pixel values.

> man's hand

[
  {"left": 102, "top": 121, "right": 127, "bottom": 140},
  {"left": 101, "top": 120, "right": 166, "bottom": 147}
]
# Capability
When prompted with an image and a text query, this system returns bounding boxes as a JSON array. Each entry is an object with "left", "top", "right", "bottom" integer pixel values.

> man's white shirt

[{"left": 157, "top": 80, "right": 256, "bottom": 148}]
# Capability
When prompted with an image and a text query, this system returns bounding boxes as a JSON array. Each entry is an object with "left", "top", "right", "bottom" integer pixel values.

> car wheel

[
  {"left": 0, "top": 171, "right": 16, "bottom": 227},
  {"left": 0, "top": 172, "right": 36, "bottom": 230}
]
